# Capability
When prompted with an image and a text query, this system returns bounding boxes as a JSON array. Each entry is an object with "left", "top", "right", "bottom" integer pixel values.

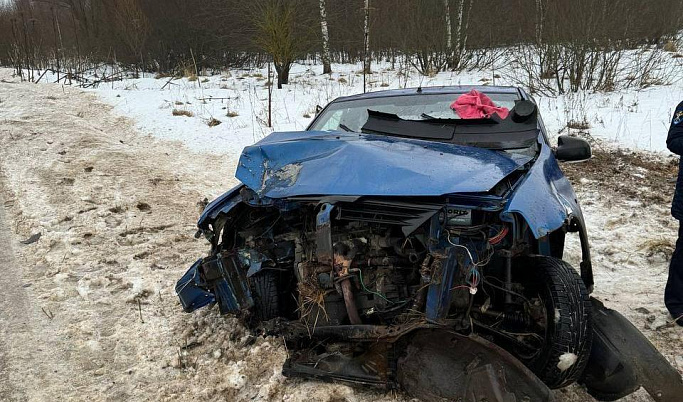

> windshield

[
  {"left": 310, "top": 93, "right": 520, "bottom": 133},
  {"left": 308, "top": 92, "right": 540, "bottom": 151}
]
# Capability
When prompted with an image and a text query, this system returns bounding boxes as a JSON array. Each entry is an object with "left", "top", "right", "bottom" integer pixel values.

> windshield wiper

[
  {"left": 338, "top": 123, "right": 354, "bottom": 132},
  {"left": 420, "top": 113, "right": 443, "bottom": 120}
]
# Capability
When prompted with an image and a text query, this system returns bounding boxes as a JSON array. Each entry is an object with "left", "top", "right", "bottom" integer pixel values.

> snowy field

[
  {"left": 77, "top": 56, "right": 683, "bottom": 159},
  {"left": 0, "top": 55, "right": 682, "bottom": 401}
]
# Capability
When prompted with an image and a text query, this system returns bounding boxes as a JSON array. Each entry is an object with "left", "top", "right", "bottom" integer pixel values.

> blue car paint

[
  {"left": 236, "top": 131, "right": 532, "bottom": 198},
  {"left": 197, "top": 131, "right": 583, "bottom": 242},
  {"left": 198, "top": 184, "right": 243, "bottom": 230},
  {"left": 425, "top": 247, "right": 462, "bottom": 323},
  {"left": 181, "top": 87, "right": 593, "bottom": 324},
  {"left": 175, "top": 259, "right": 216, "bottom": 312},
  {"left": 502, "top": 138, "right": 580, "bottom": 238}
]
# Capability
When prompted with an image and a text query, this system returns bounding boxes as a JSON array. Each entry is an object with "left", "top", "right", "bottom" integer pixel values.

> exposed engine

[
  {"left": 177, "top": 188, "right": 592, "bottom": 393},
  {"left": 201, "top": 195, "right": 511, "bottom": 331}
]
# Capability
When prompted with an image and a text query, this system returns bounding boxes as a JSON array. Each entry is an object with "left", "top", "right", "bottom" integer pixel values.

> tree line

[{"left": 1, "top": 0, "right": 681, "bottom": 91}]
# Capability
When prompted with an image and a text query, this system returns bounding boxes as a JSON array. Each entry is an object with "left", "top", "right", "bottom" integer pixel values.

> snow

[
  {"left": 30, "top": 54, "right": 678, "bottom": 158},
  {"left": 557, "top": 353, "right": 579, "bottom": 372},
  {"left": 538, "top": 87, "right": 683, "bottom": 152},
  {"left": 2, "top": 53, "right": 683, "bottom": 401}
]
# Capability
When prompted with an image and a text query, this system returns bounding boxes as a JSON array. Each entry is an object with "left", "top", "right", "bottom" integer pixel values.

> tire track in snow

[{"left": 0, "top": 187, "right": 26, "bottom": 401}]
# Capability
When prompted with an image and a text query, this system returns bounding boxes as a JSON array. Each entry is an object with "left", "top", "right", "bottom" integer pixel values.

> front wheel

[
  {"left": 518, "top": 256, "right": 593, "bottom": 388},
  {"left": 250, "top": 272, "right": 279, "bottom": 321}
]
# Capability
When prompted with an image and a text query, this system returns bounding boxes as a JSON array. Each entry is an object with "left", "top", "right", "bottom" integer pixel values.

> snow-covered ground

[{"left": 0, "top": 55, "right": 682, "bottom": 401}]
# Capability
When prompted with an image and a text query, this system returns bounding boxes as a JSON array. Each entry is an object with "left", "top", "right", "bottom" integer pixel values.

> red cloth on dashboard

[{"left": 450, "top": 90, "right": 510, "bottom": 120}]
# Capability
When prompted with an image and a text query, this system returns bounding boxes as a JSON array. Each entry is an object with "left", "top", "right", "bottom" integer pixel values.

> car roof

[{"left": 332, "top": 85, "right": 523, "bottom": 102}]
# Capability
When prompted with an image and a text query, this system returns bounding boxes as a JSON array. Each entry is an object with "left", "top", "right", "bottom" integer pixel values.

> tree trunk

[
  {"left": 275, "top": 63, "right": 290, "bottom": 89},
  {"left": 319, "top": 0, "right": 331, "bottom": 74},
  {"left": 461, "top": 0, "right": 473, "bottom": 56},
  {"left": 535, "top": 0, "right": 544, "bottom": 44},
  {"left": 453, "top": 0, "right": 472, "bottom": 70},
  {"left": 281, "top": 66, "right": 290, "bottom": 86},
  {"left": 444, "top": 0, "right": 453, "bottom": 69},
  {"left": 454, "top": 0, "right": 464, "bottom": 68},
  {"left": 363, "top": 0, "right": 371, "bottom": 74}
]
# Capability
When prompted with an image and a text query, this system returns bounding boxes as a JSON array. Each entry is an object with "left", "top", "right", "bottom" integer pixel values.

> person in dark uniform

[{"left": 665, "top": 101, "right": 683, "bottom": 324}]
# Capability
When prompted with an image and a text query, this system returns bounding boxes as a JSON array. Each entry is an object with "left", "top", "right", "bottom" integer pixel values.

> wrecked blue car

[{"left": 177, "top": 87, "right": 682, "bottom": 401}]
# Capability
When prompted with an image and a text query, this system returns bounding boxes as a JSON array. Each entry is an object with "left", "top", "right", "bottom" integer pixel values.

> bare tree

[
  {"left": 534, "top": 0, "right": 544, "bottom": 44},
  {"left": 444, "top": 0, "right": 453, "bottom": 68},
  {"left": 451, "top": 0, "right": 472, "bottom": 70},
  {"left": 363, "top": 0, "right": 370, "bottom": 74},
  {"left": 0, "top": 0, "right": 682, "bottom": 79},
  {"left": 318, "top": 0, "right": 331, "bottom": 74},
  {"left": 112, "top": 0, "right": 149, "bottom": 72},
  {"left": 252, "top": 0, "right": 310, "bottom": 89}
]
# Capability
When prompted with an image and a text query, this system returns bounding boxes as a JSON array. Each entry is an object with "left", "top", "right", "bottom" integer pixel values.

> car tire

[
  {"left": 521, "top": 256, "right": 593, "bottom": 389},
  {"left": 250, "top": 272, "right": 279, "bottom": 321}
]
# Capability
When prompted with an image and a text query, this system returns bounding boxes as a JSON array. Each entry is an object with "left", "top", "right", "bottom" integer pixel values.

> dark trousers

[{"left": 666, "top": 223, "right": 683, "bottom": 317}]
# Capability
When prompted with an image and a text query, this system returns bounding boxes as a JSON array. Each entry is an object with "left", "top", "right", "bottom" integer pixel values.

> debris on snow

[
  {"left": 647, "top": 315, "right": 670, "bottom": 331},
  {"left": 557, "top": 353, "right": 578, "bottom": 372},
  {"left": 20, "top": 232, "right": 41, "bottom": 245}
]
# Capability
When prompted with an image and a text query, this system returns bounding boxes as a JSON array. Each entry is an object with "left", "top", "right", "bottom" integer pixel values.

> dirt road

[
  {"left": 0, "top": 72, "right": 239, "bottom": 400},
  {"left": 0, "top": 70, "right": 677, "bottom": 401},
  {"left": 0, "top": 187, "right": 27, "bottom": 401}
]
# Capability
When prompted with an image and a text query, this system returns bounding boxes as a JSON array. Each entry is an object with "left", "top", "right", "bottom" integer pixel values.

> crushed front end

[
  {"left": 176, "top": 131, "right": 683, "bottom": 401},
  {"left": 176, "top": 182, "right": 575, "bottom": 400}
]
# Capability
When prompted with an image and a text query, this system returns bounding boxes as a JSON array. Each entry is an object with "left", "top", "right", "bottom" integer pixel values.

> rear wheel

[{"left": 520, "top": 256, "right": 593, "bottom": 388}]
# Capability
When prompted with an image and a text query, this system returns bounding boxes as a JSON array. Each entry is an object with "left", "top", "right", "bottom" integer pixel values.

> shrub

[{"left": 172, "top": 109, "right": 194, "bottom": 117}]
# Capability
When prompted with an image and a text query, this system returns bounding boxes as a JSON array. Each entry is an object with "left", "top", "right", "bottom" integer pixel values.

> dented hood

[{"left": 236, "top": 131, "right": 532, "bottom": 198}]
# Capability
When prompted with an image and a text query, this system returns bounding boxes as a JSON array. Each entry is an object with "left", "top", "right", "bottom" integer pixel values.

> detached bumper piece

[
  {"left": 175, "top": 259, "right": 215, "bottom": 312},
  {"left": 399, "top": 330, "right": 555, "bottom": 401},
  {"left": 581, "top": 298, "right": 683, "bottom": 402},
  {"left": 281, "top": 325, "right": 555, "bottom": 401},
  {"left": 175, "top": 253, "right": 254, "bottom": 314}
]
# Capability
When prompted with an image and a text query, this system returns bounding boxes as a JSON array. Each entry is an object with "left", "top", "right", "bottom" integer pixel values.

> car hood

[{"left": 235, "top": 131, "right": 533, "bottom": 198}]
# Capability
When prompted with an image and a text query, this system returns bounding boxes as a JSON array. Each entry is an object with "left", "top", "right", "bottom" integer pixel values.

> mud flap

[
  {"left": 582, "top": 298, "right": 683, "bottom": 402},
  {"left": 397, "top": 329, "right": 555, "bottom": 402}
]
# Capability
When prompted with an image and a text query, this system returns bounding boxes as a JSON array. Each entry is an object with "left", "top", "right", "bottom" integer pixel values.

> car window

[{"left": 320, "top": 110, "right": 343, "bottom": 131}]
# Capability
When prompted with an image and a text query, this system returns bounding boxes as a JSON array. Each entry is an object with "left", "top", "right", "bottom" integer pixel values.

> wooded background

[{"left": 1, "top": 0, "right": 682, "bottom": 92}]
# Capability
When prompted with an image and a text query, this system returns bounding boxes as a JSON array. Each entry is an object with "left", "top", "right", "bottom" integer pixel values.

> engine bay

[{"left": 174, "top": 187, "right": 588, "bottom": 390}]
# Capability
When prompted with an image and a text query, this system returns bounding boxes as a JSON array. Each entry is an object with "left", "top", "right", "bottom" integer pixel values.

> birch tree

[
  {"left": 318, "top": 0, "right": 331, "bottom": 74},
  {"left": 443, "top": 0, "right": 453, "bottom": 69},
  {"left": 535, "top": 0, "right": 544, "bottom": 44},
  {"left": 452, "top": 0, "right": 472, "bottom": 70},
  {"left": 363, "top": 0, "right": 371, "bottom": 74}
]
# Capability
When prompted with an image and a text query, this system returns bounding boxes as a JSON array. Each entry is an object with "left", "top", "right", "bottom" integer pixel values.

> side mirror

[
  {"left": 315, "top": 105, "right": 323, "bottom": 115},
  {"left": 555, "top": 135, "right": 591, "bottom": 162}
]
